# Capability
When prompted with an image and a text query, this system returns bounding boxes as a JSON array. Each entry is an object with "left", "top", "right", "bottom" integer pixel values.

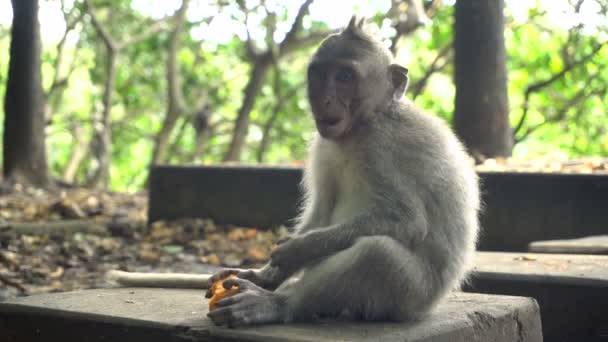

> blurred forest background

[{"left": 1, "top": 0, "right": 607, "bottom": 192}]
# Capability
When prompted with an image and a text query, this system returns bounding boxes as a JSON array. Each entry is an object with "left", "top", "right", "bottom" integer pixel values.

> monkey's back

[{"left": 367, "top": 100, "right": 480, "bottom": 290}]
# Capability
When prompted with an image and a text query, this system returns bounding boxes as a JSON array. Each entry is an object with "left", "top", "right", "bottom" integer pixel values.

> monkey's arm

[
  {"left": 271, "top": 203, "right": 428, "bottom": 272},
  {"left": 232, "top": 262, "right": 293, "bottom": 290}
]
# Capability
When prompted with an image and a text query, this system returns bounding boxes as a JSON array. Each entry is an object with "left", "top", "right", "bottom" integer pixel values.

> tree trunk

[
  {"left": 193, "top": 128, "right": 211, "bottom": 163},
  {"left": 85, "top": 0, "right": 168, "bottom": 188},
  {"left": 63, "top": 124, "right": 88, "bottom": 183},
  {"left": 223, "top": 59, "right": 271, "bottom": 162},
  {"left": 88, "top": 50, "right": 117, "bottom": 188},
  {"left": 3, "top": 0, "right": 50, "bottom": 187},
  {"left": 257, "top": 67, "right": 285, "bottom": 163},
  {"left": 221, "top": 0, "right": 321, "bottom": 162},
  {"left": 257, "top": 117, "right": 275, "bottom": 163},
  {"left": 453, "top": 0, "right": 512, "bottom": 160},
  {"left": 151, "top": 0, "right": 188, "bottom": 166}
]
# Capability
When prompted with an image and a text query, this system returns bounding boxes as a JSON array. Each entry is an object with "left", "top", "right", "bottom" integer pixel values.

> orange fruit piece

[{"left": 208, "top": 274, "right": 240, "bottom": 311}]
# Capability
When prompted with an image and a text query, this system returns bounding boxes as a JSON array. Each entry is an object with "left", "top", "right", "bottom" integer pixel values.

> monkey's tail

[{"left": 106, "top": 270, "right": 212, "bottom": 289}]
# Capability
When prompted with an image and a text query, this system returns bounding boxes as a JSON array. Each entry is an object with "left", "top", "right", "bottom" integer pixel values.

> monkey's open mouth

[{"left": 318, "top": 117, "right": 342, "bottom": 127}]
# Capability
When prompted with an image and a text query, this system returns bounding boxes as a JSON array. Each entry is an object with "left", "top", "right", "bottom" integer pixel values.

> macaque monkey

[
  {"left": 110, "top": 16, "right": 480, "bottom": 328},
  {"left": 206, "top": 16, "right": 479, "bottom": 327}
]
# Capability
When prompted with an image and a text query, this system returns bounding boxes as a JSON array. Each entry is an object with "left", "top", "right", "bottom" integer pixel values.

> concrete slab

[
  {"left": 528, "top": 235, "right": 608, "bottom": 254},
  {"left": 473, "top": 251, "right": 608, "bottom": 285},
  {"left": 148, "top": 165, "right": 302, "bottom": 227},
  {"left": 0, "top": 288, "right": 542, "bottom": 342},
  {"left": 467, "top": 252, "right": 608, "bottom": 341},
  {"left": 148, "top": 166, "right": 608, "bottom": 251}
]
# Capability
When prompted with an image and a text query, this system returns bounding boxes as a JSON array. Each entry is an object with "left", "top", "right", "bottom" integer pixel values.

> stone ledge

[
  {"left": 468, "top": 252, "right": 608, "bottom": 341},
  {"left": 473, "top": 251, "right": 608, "bottom": 287},
  {"left": 0, "top": 288, "right": 542, "bottom": 342},
  {"left": 528, "top": 235, "right": 608, "bottom": 254}
]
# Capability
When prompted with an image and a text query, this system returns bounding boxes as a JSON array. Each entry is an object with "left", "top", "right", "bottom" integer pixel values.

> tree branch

[
  {"left": 280, "top": 29, "right": 337, "bottom": 56},
  {"left": 84, "top": 0, "right": 116, "bottom": 52},
  {"left": 278, "top": 0, "right": 314, "bottom": 52},
  {"left": 515, "top": 69, "right": 604, "bottom": 144},
  {"left": 167, "top": 0, "right": 189, "bottom": 112},
  {"left": 85, "top": 0, "right": 168, "bottom": 51},
  {"left": 151, "top": 0, "right": 189, "bottom": 165},
  {"left": 47, "top": 9, "right": 84, "bottom": 99},
  {"left": 411, "top": 41, "right": 452, "bottom": 99},
  {"left": 424, "top": 0, "right": 443, "bottom": 18},
  {"left": 512, "top": 40, "right": 606, "bottom": 136},
  {"left": 389, "top": 0, "right": 431, "bottom": 54},
  {"left": 119, "top": 19, "right": 169, "bottom": 49},
  {"left": 257, "top": 66, "right": 302, "bottom": 162},
  {"left": 236, "top": 0, "right": 258, "bottom": 59}
]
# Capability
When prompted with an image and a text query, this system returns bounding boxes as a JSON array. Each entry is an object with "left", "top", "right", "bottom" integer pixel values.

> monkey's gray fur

[{"left": 210, "top": 16, "right": 481, "bottom": 327}]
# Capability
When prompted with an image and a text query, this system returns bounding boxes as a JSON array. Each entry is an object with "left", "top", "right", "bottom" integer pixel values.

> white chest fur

[{"left": 312, "top": 138, "right": 371, "bottom": 226}]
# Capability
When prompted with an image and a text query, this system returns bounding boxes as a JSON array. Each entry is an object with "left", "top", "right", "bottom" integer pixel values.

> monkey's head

[{"left": 307, "top": 16, "right": 409, "bottom": 140}]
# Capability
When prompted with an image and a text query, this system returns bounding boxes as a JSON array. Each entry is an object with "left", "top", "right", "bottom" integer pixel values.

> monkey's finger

[
  {"left": 207, "top": 270, "right": 242, "bottom": 298},
  {"left": 236, "top": 269, "right": 258, "bottom": 282},
  {"left": 207, "top": 307, "right": 233, "bottom": 326},
  {"left": 209, "top": 307, "right": 247, "bottom": 328},
  {"left": 211, "top": 269, "right": 240, "bottom": 283},
  {"left": 223, "top": 278, "right": 255, "bottom": 291},
  {"left": 215, "top": 293, "right": 246, "bottom": 307}
]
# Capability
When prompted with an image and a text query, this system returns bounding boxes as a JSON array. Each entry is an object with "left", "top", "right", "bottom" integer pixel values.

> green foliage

[
  {"left": 404, "top": 5, "right": 455, "bottom": 122},
  {"left": 1, "top": 0, "right": 607, "bottom": 191},
  {"left": 505, "top": 8, "right": 608, "bottom": 159}
]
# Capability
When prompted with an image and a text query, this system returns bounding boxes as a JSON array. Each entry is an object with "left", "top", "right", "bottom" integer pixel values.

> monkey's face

[
  {"left": 307, "top": 30, "right": 410, "bottom": 140},
  {"left": 307, "top": 61, "right": 359, "bottom": 140}
]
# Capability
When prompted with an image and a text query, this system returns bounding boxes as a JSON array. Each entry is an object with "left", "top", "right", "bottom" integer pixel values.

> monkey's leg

[
  {"left": 208, "top": 237, "right": 440, "bottom": 327},
  {"left": 282, "top": 236, "right": 438, "bottom": 322}
]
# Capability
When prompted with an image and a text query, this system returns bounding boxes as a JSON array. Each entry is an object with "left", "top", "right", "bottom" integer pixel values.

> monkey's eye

[
  {"left": 308, "top": 66, "right": 326, "bottom": 82},
  {"left": 335, "top": 69, "right": 354, "bottom": 83}
]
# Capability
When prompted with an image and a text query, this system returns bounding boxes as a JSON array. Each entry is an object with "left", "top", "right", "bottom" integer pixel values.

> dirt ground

[{"left": 0, "top": 185, "right": 285, "bottom": 301}]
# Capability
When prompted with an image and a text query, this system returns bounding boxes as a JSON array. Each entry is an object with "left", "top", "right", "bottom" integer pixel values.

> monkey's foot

[{"left": 207, "top": 278, "right": 287, "bottom": 328}]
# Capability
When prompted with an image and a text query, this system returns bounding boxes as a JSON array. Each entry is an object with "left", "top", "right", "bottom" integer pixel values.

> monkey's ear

[{"left": 389, "top": 64, "right": 409, "bottom": 100}]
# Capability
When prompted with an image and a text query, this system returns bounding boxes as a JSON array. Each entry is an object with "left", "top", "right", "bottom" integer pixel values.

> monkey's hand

[
  {"left": 207, "top": 278, "right": 287, "bottom": 327},
  {"left": 205, "top": 265, "right": 285, "bottom": 298},
  {"left": 205, "top": 269, "right": 241, "bottom": 298},
  {"left": 270, "top": 233, "right": 320, "bottom": 274}
]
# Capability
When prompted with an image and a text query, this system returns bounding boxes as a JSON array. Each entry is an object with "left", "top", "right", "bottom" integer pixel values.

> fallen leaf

[
  {"left": 245, "top": 229, "right": 257, "bottom": 239},
  {"left": 228, "top": 228, "right": 246, "bottom": 241},
  {"left": 23, "top": 205, "right": 38, "bottom": 220},
  {"left": 50, "top": 199, "right": 86, "bottom": 219},
  {"left": 162, "top": 245, "right": 184, "bottom": 254},
  {"left": 247, "top": 246, "right": 268, "bottom": 262},
  {"left": 49, "top": 267, "right": 64, "bottom": 279},
  {"left": 201, "top": 254, "right": 221, "bottom": 266}
]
